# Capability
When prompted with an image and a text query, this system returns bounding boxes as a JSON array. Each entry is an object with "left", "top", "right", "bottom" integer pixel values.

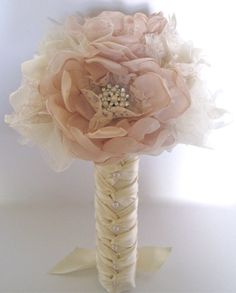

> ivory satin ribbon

[
  {"left": 50, "top": 246, "right": 171, "bottom": 274},
  {"left": 50, "top": 156, "right": 171, "bottom": 292}
]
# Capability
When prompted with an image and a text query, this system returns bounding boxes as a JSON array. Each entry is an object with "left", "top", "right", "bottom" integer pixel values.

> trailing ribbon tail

[{"left": 49, "top": 246, "right": 172, "bottom": 275}]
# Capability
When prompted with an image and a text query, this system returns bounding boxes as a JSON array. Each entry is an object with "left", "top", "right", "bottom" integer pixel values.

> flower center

[{"left": 99, "top": 84, "right": 130, "bottom": 115}]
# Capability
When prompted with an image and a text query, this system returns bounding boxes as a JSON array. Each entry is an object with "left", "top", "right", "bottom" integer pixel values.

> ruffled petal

[
  {"left": 128, "top": 117, "right": 160, "bottom": 141},
  {"left": 80, "top": 89, "right": 102, "bottom": 112},
  {"left": 83, "top": 17, "right": 113, "bottom": 42},
  {"left": 70, "top": 127, "right": 101, "bottom": 154},
  {"left": 93, "top": 41, "right": 137, "bottom": 62},
  {"left": 61, "top": 71, "right": 73, "bottom": 112},
  {"left": 85, "top": 62, "right": 108, "bottom": 83},
  {"left": 46, "top": 95, "right": 74, "bottom": 140},
  {"left": 88, "top": 111, "right": 113, "bottom": 132},
  {"left": 147, "top": 12, "right": 167, "bottom": 34},
  {"left": 133, "top": 13, "right": 148, "bottom": 37},
  {"left": 98, "top": 11, "right": 125, "bottom": 35},
  {"left": 67, "top": 113, "right": 89, "bottom": 133},
  {"left": 122, "top": 58, "right": 160, "bottom": 73},
  {"left": 87, "top": 126, "right": 127, "bottom": 139},
  {"left": 142, "top": 129, "right": 175, "bottom": 155},
  {"left": 85, "top": 56, "right": 128, "bottom": 76},
  {"left": 103, "top": 137, "right": 144, "bottom": 154},
  {"left": 157, "top": 70, "right": 191, "bottom": 121},
  {"left": 22, "top": 56, "right": 48, "bottom": 80},
  {"left": 74, "top": 93, "right": 95, "bottom": 120},
  {"left": 130, "top": 72, "right": 171, "bottom": 113},
  {"left": 65, "top": 138, "right": 109, "bottom": 163},
  {"left": 69, "top": 127, "right": 110, "bottom": 162}
]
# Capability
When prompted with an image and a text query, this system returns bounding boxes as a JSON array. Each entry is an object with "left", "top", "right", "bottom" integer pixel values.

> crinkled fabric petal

[
  {"left": 128, "top": 117, "right": 160, "bottom": 141},
  {"left": 133, "top": 13, "right": 148, "bottom": 37},
  {"left": 67, "top": 113, "right": 89, "bottom": 133},
  {"left": 47, "top": 51, "right": 82, "bottom": 75},
  {"left": 115, "top": 119, "right": 131, "bottom": 131},
  {"left": 147, "top": 12, "right": 167, "bottom": 34},
  {"left": 61, "top": 70, "right": 73, "bottom": 112},
  {"left": 130, "top": 72, "right": 171, "bottom": 113},
  {"left": 63, "top": 59, "right": 89, "bottom": 90},
  {"left": 86, "top": 56, "right": 128, "bottom": 76},
  {"left": 80, "top": 89, "right": 102, "bottom": 112},
  {"left": 83, "top": 17, "right": 113, "bottom": 42},
  {"left": 88, "top": 126, "right": 127, "bottom": 139},
  {"left": 65, "top": 138, "right": 108, "bottom": 163},
  {"left": 122, "top": 58, "right": 160, "bottom": 73},
  {"left": 88, "top": 111, "right": 113, "bottom": 132},
  {"left": 85, "top": 62, "right": 108, "bottom": 83},
  {"left": 46, "top": 95, "right": 74, "bottom": 140},
  {"left": 157, "top": 70, "right": 191, "bottom": 122},
  {"left": 98, "top": 11, "right": 125, "bottom": 35},
  {"left": 93, "top": 42, "right": 137, "bottom": 62},
  {"left": 73, "top": 93, "right": 95, "bottom": 121},
  {"left": 103, "top": 137, "right": 144, "bottom": 154},
  {"left": 142, "top": 129, "right": 175, "bottom": 155},
  {"left": 22, "top": 56, "right": 48, "bottom": 80},
  {"left": 69, "top": 127, "right": 110, "bottom": 162}
]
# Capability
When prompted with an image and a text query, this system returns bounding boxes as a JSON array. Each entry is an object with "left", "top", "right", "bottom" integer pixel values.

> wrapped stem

[{"left": 95, "top": 156, "right": 139, "bottom": 293}]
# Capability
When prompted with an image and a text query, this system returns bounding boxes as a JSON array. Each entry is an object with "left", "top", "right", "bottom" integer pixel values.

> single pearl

[
  {"left": 112, "top": 263, "right": 119, "bottom": 271},
  {"left": 112, "top": 201, "right": 120, "bottom": 209},
  {"left": 111, "top": 244, "right": 118, "bottom": 252},
  {"left": 112, "top": 172, "right": 120, "bottom": 178},
  {"left": 103, "top": 101, "right": 109, "bottom": 107},
  {"left": 112, "top": 225, "right": 120, "bottom": 233}
]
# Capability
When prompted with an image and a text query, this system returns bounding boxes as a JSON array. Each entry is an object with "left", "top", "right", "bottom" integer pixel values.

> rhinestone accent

[{"left": 99, "top": 84, "right": 130, "bottom": 115}]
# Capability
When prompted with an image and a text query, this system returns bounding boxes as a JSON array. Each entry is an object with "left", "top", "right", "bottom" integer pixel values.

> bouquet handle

[
  {"left": 95, "top": 156, "right": 139, "bottom": 292},
  {"left": 50, "top": 156, "right": 171, "bottom": 293}
]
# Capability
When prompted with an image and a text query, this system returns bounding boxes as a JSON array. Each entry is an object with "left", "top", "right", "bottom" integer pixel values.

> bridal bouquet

[{"left": 5, "top": 10, "right": 224, "bottom": 293}]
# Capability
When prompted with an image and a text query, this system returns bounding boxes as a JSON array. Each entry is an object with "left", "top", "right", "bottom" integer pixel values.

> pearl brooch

[{"left": 99, "top": 84, "right": 130, "bottom": 115}]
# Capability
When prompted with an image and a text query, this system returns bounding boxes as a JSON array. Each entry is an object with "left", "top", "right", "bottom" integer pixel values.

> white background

[{"left": 0, "top": 0, "right": 236, "bottom": 292}]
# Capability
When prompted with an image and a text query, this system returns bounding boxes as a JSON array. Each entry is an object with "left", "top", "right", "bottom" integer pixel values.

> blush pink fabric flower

[{"left": 5, "top": 11, "right": 193, "bottom": 168}]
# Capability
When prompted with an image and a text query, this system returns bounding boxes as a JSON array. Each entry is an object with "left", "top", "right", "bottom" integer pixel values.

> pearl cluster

[{"left": 99, "top": 84, "right": 130, "bottom": 114}]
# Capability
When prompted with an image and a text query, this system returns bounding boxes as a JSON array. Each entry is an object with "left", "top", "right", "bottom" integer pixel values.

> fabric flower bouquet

[{"left": 5, "top": 10, "right": 224, "bottom": 293}]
